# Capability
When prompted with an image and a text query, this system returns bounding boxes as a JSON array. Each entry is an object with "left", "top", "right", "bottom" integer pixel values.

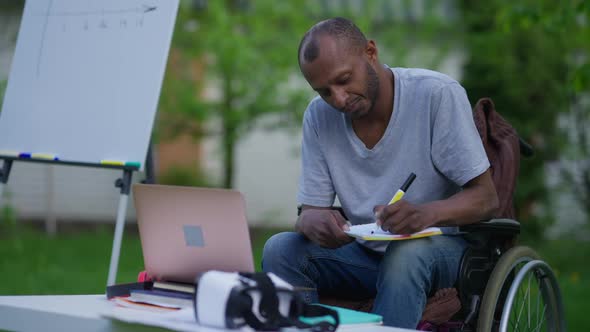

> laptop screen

[{"left": 133, "top": 184, "right": 255, "bottom": 283}]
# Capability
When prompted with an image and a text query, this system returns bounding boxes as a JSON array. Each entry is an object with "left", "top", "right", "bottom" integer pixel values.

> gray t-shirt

[{"left": 297, "top": 67, "right": 490, "bottom": 251}]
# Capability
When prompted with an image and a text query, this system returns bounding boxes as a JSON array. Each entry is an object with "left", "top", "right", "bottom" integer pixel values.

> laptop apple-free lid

[{"left": 133, "top": 184, "right": 255, "bottom": 284}]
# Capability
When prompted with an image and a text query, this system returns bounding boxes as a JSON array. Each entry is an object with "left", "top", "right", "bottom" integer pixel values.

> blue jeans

[{"left": 262, "top": 232, "right": 467, "bottom": 328}]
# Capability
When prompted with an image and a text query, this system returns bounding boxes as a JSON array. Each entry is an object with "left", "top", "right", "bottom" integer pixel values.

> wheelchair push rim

[
  {"left": 500, "top": 260, "right": 565, "bottom": 332},
  {"left": 477, "top": 246, "right": 565, "bottom": 332}
]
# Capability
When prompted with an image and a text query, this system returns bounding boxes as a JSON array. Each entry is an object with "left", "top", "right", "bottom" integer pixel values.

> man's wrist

[{"left": 423, "top": 201, "right": 446, "bottom": 227}]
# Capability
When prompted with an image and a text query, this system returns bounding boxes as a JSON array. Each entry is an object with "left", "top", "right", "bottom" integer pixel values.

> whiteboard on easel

[{"left": 0, "top": 0, "right": 179, "bottom": 171}]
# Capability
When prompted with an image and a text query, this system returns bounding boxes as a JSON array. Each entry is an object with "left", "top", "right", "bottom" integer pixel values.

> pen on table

[{"left": 375, "top": 172, "right": 417, "bottom": 232}]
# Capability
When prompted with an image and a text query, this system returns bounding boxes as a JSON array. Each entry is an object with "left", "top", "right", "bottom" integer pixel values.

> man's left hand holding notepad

[{"left": 297, "top": 207, "right": 354, "bottom": 248}]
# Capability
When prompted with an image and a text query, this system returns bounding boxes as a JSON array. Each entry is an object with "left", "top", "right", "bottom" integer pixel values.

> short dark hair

[{"left": 298, "top": 17, "right": 368, "bottom": 65}]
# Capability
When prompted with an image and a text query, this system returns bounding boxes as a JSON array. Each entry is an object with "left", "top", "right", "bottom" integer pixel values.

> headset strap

[
  {"left": 239, "top": 272, "right": 283, "bottom": 330},
  {"left": 237, "top": 272, "right": 339, "bottom": 332}
]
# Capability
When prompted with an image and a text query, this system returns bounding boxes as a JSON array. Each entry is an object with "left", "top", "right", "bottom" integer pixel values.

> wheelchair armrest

[{"left": 459, "top": 218, "right": 520, "bottom": 235}]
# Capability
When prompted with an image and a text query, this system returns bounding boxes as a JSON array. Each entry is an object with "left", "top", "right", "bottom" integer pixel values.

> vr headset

[{"left": 195, "top": 271, "right": 339, "bottom": 331}]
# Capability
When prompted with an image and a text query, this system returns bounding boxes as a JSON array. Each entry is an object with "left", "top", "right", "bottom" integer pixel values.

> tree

[
  {"left": 499, "top": 1, "right": 590, "bottom": 231},
  {"left": 0, "top": 80, "right": 6, "bottom": 104},
  {"left": 459, "top": 0, "right": 588, "bottom": 236},
  {"left": 516, "top": 1, "right": 590, "bottom": 226},
  {"left": 159, "top": 0, "right": 460, "bottom": 188},
  {"left": 158, "top": 1, "right": 312, "bottom": 188}
]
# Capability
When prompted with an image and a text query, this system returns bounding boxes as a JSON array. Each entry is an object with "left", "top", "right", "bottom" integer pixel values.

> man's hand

[
  {"left": 374, "top": 200, "right": 437, "bottom": 235},
  {"left": 296, "top": 208, "right": 354, "bottom": 248},
  {"left": 373, "top": 170, "right": 499, "bottom": 234}
]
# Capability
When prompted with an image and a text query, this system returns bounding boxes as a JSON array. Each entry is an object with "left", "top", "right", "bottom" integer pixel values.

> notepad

[
  {"left": 345, "top": 223, "right": 442, "bottom": 241},
  {"left": 299, "top": 304, "right": 382, "bottom": 327}
]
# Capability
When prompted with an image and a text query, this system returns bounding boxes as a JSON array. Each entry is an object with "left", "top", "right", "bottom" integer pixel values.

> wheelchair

[
  {"left": 454, "top": 218, "right": 565, "bottom": 331},
  {"left": 452, "top": 104, "right": 566, "bottom": 331}
]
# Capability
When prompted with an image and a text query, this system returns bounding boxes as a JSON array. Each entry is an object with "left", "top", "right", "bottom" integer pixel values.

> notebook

[
  {"left": 299, "top": 304, "right": 383, "bottom": 327},
  {"left": 133, "top": 184, "right": 255, "bottom": 284},
  {"left": 345, "top": 223, "right": 442, "bottom": 241}
]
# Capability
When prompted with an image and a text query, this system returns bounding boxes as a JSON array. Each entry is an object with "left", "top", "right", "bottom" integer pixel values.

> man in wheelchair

[{"left": 262, "top": 17, "right": 564, "bottom": 331}]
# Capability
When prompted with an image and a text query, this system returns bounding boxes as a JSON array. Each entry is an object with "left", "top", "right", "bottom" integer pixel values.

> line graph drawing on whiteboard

[{"left": 35, "top": 1, "right": 159, "bottom": 77}]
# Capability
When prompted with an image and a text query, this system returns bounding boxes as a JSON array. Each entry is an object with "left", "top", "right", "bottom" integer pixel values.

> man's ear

[{"left": 365, "top": 40, "right": 378, "bottom": 62}]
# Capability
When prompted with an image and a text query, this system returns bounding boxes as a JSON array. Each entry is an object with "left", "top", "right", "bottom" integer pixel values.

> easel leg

[
  {"left": 107, "top": 193, "right": 129, "bottom": 286},
  {"left": 44, "top": 165, "right": 57, "bottom": 236},
  {"left": 0, "top": 159, "right": 13, "bottom": 207},
  {"left": 107, "top": 169, "right": 133, "bottom": 286}
]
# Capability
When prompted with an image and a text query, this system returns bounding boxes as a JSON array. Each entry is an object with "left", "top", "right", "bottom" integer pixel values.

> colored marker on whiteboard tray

[
  {"left": 0, "top": 150, "right": 19, "bottom": 157},
  {"left": 100, "top": 160, "right": 141, "bottom": 169},
  {"left": 124, "top": 161, "right": 141, "bottom": 169},
  {"left": 100, "top": 160, "right": 126, "bottom": 166},
  {"left": 32, "top": 153, "right": 59, "bottom": 161}
]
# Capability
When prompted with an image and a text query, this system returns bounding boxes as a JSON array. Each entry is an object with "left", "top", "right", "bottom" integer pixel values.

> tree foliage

[
  {"left": 459, "top": 0, "right": 589, "bottom": 236},
  {"left": 159, "top": 0, "right": 312, "bottom": 188},
  {"left": 159, "top": 0, "right": 457, "bottom": 188},
  {"left": 522, "top": 1, "right": 590, "bottom": 226},
  {"left": 499, "top": 1, "right": 590, "bottom": 231}
]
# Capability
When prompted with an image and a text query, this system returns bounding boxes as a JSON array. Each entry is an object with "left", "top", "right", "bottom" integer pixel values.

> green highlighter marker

[
  {"left": 376, "top": 172, "right": 417, "bottom": 232},
  {"left": 388, "top": 172, "right": 417, "bottom": 205}
]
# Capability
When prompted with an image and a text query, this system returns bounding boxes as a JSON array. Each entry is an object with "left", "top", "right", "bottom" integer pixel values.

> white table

[{"left": 0, "top": 295, "right": 417, "bottom": 332}]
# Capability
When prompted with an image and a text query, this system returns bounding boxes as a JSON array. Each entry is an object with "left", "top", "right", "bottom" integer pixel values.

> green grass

[
  {"left": 519, "top": 236, "right": 590, "bottom": 329},
  {"left": 0, "top": 224, "right": 588, "bottom": 329},
  {"left": 0, "top": 224, "right": 285, "bottom": 295},
  {"left": 0, "top": 225, "right": 145, "bottom": 295}
]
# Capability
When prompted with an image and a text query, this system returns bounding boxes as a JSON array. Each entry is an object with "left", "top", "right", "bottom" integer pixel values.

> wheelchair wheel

[{"left": 477, "top": 246, "right": 565, "bottom": 332}]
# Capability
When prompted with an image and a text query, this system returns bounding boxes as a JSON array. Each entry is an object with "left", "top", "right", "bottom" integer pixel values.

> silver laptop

[{"left": 133, "top": 184, "right": 255, "bottom": 284}]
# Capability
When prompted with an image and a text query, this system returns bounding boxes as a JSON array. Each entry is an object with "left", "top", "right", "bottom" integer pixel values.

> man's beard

[
  {"left": 365, "top": 61, "right": 380, "bottom": 112},
  {"left": 347, "top": 62, "right": 380, "bottom": 119}
]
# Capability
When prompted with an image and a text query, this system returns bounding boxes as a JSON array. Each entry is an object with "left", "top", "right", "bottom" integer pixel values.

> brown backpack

[{"left": 472, "top": 97, "right": 521, "bottom": 219}]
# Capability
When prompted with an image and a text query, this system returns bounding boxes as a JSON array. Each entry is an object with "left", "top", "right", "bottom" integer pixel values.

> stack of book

[
  {"left": 152, "top": 281, "right": 195, "bottom": 294},
  {"left": 108, "top": 281, "right": 195, "bottom": 312}
]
